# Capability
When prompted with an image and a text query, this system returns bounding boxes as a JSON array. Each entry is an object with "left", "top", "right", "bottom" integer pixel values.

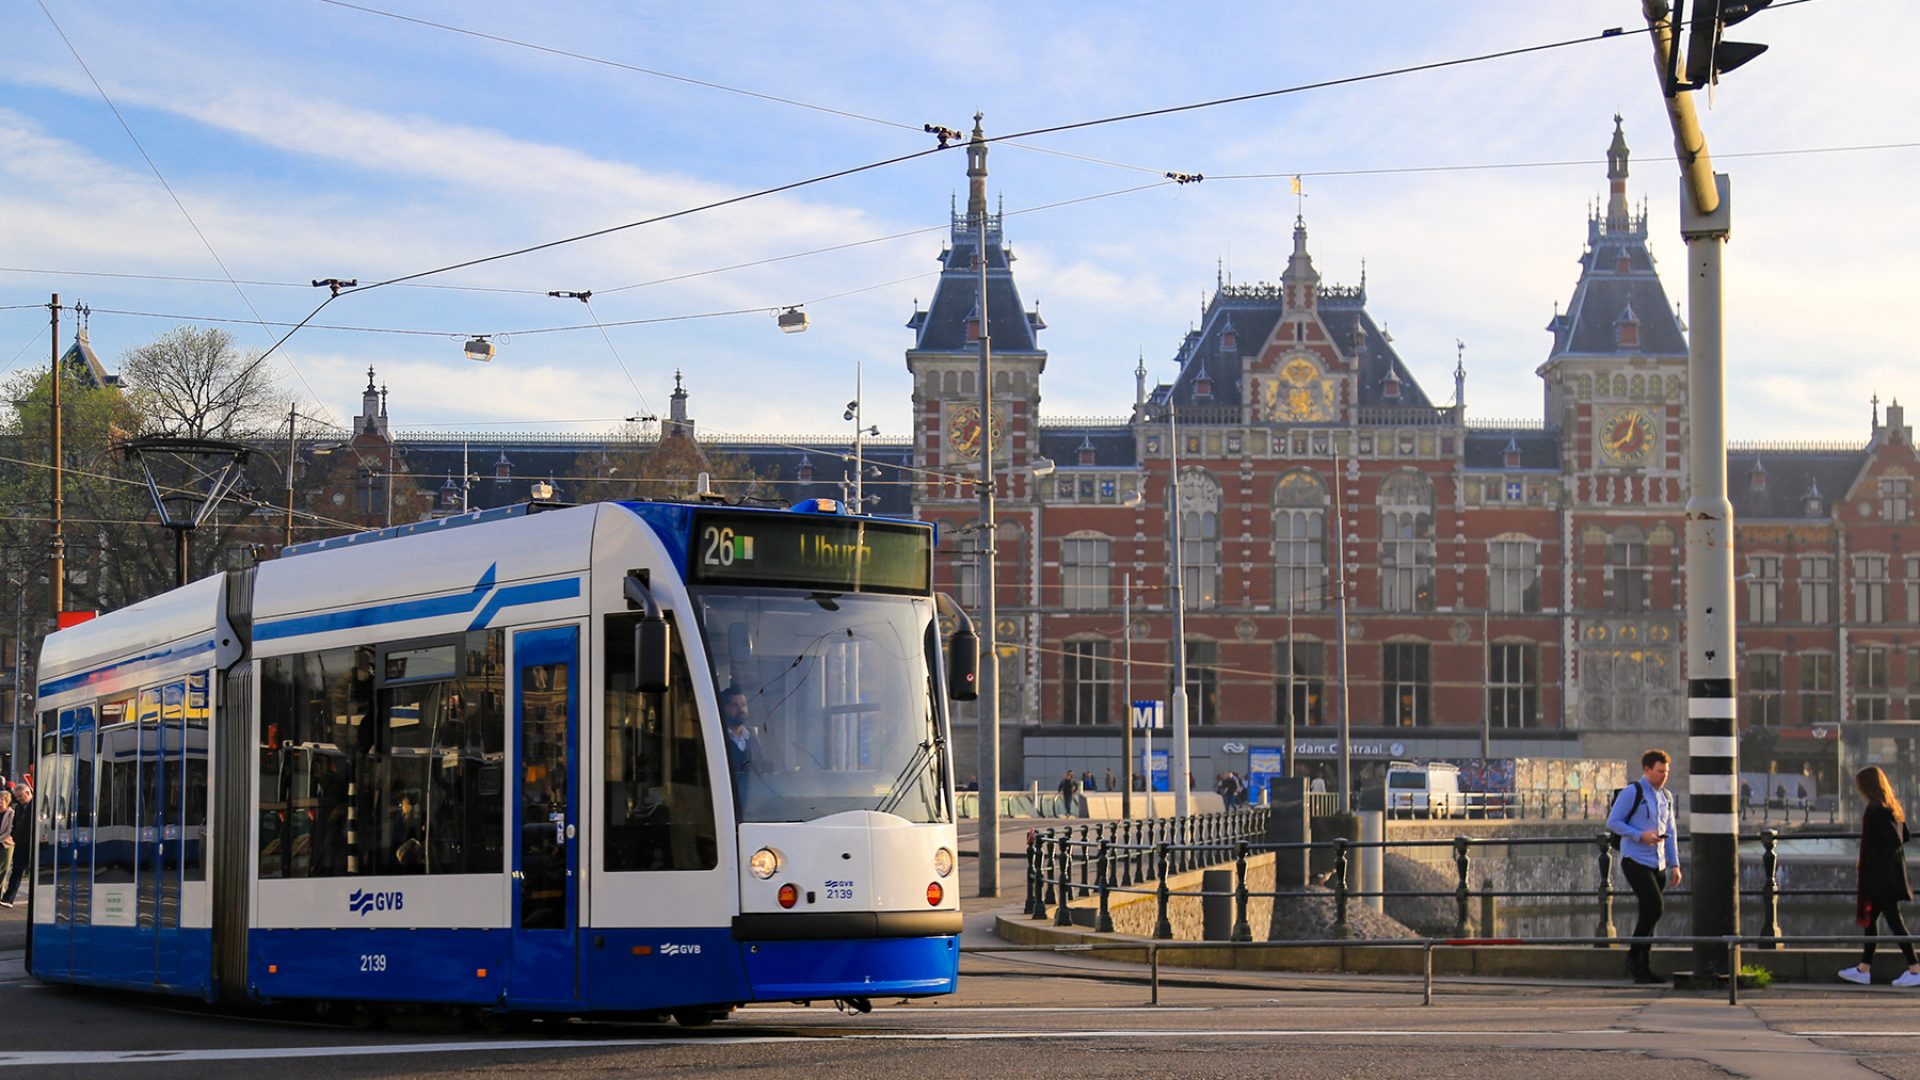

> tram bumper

[{"left": 732, "top": 913, "right": 959, "bottom": 999}]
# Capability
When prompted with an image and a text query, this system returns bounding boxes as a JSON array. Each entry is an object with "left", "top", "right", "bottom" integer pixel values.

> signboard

[
  {"left": 1143, "top": 749, "right": 1169, "bottom": 792},
  {"left": 1246, "top": 745, "right": 1284, "bottom": 805},
  {"left": 1289, "top": 739, "right": 1406, "bottom": 759},
  {"left": 687, "top": 509, "right": 932, "bottom": 595},
  {"left": 1130, "top": 700, "right": 1166, "bottom": 730}
]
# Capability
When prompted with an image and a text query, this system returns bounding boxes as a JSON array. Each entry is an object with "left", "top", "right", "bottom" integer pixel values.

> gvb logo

[{"left": 348, "top": 889, "right": 404, "bottom": 916}]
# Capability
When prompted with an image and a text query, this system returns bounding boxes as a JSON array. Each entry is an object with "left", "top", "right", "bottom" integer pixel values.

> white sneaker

[
  {"left": 1894, "top": 971, "right": 1920, "bottom": 988},
  {"left": 1838, "top": 967, "right": 1872, "bottom": 985}
]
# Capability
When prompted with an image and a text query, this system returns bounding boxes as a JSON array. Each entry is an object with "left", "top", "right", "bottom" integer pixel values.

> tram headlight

[
  {"left": 749, "top": 847, "right": 781, "bottom": 880},
  {"left": 933, "top": 847, "right": 954, "bottom": 878}
]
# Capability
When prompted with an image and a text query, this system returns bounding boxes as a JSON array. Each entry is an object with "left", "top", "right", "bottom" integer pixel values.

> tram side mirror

[
  {"left": 948, "top": 623, "right": 979, "bottom": 702},
  {"left": 635, "top": 617, "right": 671, "bottom": 695},
  {"left": 624, "top": 569, "right": 671, "bottom": 694}
]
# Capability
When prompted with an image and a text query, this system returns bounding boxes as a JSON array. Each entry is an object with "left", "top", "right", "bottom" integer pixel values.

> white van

[{"left": 1386, "top": 760, "right": 1462, "bottom": 818}]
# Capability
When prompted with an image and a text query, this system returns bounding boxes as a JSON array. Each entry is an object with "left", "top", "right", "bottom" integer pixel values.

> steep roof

[{"left": 906, "top": 211, "right": 1043, "bottom": 355}]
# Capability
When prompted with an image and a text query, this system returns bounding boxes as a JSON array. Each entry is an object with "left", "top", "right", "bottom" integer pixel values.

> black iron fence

[{"left": 1025, "top": 816, "right": 1858, "bottom": 946}]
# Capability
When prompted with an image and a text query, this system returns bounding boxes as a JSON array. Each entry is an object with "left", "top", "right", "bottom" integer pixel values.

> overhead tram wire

[
  {"left": 35, "top": 1, "right": 337, "bottom": 425},
  {"left": 0, "top": 452, "right": 370, "bottom": 534}
]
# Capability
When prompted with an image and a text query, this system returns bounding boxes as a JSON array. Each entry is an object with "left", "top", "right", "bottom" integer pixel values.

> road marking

[
  {"left": 0, "top": 1027, "right": 1664, "bottom": 1066},
  {"left": 744, "top": 1005, "right": 1211, "bottom": 1014},
  {"left": 1790, "top": 1031, "right": 1920, "bottom": 1037}
]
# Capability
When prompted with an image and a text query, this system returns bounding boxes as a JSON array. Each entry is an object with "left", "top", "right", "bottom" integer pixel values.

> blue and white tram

[{"left": 28, "top": 499, "right": 976, "bottom": 1019}]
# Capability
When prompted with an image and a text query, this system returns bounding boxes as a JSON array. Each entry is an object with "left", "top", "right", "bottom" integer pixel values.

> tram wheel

[{"left": 671, "top": 1006, "right": 733, "bottom": 1028}]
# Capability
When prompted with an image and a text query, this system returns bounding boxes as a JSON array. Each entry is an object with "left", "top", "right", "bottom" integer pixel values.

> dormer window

[
  {"left": 1381, "top": 369, "right": 1402, "bottom": 401},
  {"left": 965, "top": 301, "right": 981, "bottom": 343},
  {"left": 1503, "top": 438, "right": 1522, "bottom": 469},
  {"left": 797, "top": 454, "right": 814, "bottom": 484},
  {"left": 1749, "top": 461, "right": 1768, "bottom": 493},
  {"left": 1615, "top": 252, "right": 1632, "bottom": 273},
  {"left": 1615, "top": 302, "right": 1640, "bottom": 350},
  {"left": 1078, "top": 437, "right": 1097, "bottom": 466}
]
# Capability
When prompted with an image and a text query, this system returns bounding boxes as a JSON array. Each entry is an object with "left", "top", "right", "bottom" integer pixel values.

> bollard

[
  {"left": 1096, "top": 840, "right": 1115, "bottom": 933},
  {"left": 1452, "top": 837, "right": 1473, "bottom": 938},
  {"left": 1760, "top": 829, "right": 1781, "bottom": 948},
  {"left": 1027, "top": 831, "right": 1046, "bottom": 920},
  {"left": 1231, "top": 840, "right": 1252, "bottom": 943},
  {"left": 1423, "top": 941, "right": 1434, "bottom": 1006},
  {"left": 1154, "top": 843, "right": 1174, "bottom": 940},
  {"left": 1729, "top": 937, "right": 1743, "bottom": 1006},
  {"left": 1333, "top": 838, "right": 1351, "bottom": 936},
  {"left": 1055, "top": 836, "right": 1075, "bottom": 927},
  {"left": 1039, "top": 832, "right": 1058, "bottom": 911},
  {"left": 1150, "top": 943, "right": 1161, "bottom": 1006},
  {"left": 1595, "top": 834, "right": 1616, "bottom": 944},
  {"left": 1201, "top": 869, "right": 1233, "bottom": 941}
]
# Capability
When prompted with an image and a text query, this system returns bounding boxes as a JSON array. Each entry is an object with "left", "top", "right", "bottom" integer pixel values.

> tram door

[{"left": 510, "top": 627, "right": 580, "bottom": 1005}]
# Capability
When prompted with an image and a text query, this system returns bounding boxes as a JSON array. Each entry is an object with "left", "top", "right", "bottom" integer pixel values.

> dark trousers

[
  {"left": 1862, "top": 902, "right": 1918, "bottom": 967},
  {"left": 1622, "top": 858, "right": 1667, "bottom": 973}
]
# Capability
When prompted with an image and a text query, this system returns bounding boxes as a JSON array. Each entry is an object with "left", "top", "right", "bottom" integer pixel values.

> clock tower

[{"left": 1540, "top": 117, "right": 1693, "bottom": 756}]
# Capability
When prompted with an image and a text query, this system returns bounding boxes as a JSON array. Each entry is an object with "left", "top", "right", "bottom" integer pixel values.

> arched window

[
  {"left": 1378, "top": 471, "right": 1434, "bottom": 612},
  {"left": 1176, "top": 468, "right": 1221, "bottom": 609},
  {"left": 1273, "top": 471, "right": 1328, "bottom": 612}
]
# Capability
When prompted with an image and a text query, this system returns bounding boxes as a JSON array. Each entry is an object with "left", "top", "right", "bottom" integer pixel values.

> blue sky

[{"left": 1, "top": 1, "right": 1914, "bottom": 444}]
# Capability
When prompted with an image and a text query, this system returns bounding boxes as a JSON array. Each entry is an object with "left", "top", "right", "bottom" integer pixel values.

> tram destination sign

[{"left": 689, "top": 510, "right": 932, "bottom": 595}]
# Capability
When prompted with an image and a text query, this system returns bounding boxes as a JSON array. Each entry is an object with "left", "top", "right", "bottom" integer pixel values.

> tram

[{"left": 28, "top": 498, "right": 976, "bottom": 1021}]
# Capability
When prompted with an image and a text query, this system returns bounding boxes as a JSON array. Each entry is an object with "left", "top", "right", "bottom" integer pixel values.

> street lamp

[
  {"left": 776, "top": 306, "right": 809, "bottom": 333},
  {"left": 463, "top": 336, "right": 495, "bottom": 363},
  {"left": 844, "top": 362, "right": 880, "bottom": 509}
]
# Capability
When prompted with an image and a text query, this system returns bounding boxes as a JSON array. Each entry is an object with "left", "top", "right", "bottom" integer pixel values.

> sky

[{"left": 1, "top": 0, "right": 1914, "bottom": 447}]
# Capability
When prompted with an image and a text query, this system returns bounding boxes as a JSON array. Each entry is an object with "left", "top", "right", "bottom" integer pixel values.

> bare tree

[{"left": 117, "top": 326, "right": 281, "bottom": 438}]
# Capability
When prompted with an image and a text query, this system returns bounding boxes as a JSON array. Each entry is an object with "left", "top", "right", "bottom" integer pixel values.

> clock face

[
  {"left": 945, "top": 403, "right": 1004, "bottom": 460},
  {"left": 1599, "top": 407, "right": 1657, "bottom": 465}
]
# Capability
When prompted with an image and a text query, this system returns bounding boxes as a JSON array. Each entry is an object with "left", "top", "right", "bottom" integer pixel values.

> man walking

[
  {"left": 0, "top": 784, "right": 28, "bottom": 907},
  {"left": 1056, "top": 771, "right": 1080, "bottom": 818},
  {"left": 1608, "top": 750, "right": 1682, "bottom": 984}
]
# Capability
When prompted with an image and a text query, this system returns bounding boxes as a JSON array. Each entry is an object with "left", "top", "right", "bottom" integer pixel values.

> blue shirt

[{"left": 1608, "top": 778, "right": 1680, "bottom": 871}]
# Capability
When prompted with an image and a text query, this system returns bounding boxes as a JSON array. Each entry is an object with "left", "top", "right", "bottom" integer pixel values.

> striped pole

[{"left": 1679, "top": 169, "right": 1738, "bottom": 977}]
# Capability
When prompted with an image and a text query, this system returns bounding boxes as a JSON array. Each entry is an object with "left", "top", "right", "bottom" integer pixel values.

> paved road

[{"left": 5, "top": 828, "right": 1920, "bottom": 1078}]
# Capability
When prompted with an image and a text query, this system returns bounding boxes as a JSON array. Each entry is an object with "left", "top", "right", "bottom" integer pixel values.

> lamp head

[
  {"left": 463, "top": 336, "right": 495, "bottom": 362},
  {"left": 776, "top": 306, "right": 809, "bottom": 333}
]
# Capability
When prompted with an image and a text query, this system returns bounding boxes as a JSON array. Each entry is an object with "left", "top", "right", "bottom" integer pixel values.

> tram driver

[{"left": 721, "top": 685, "right": 760, "bottom": 814}]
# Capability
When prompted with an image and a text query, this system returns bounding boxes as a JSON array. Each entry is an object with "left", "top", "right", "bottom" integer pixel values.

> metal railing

[
  {"left": 1026, "top": 822, "right": 1861, "bottom": 947},
  {"left": 965, "top": 932, "right": 1920, "bottom": 1008}
]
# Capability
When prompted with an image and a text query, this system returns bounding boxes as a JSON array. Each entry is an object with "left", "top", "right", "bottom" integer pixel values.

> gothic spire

[
  {"left": 1605, "top": 114, "right": 1631, "bottom": 233},
  {"left": 966, "top": 112, "right": 988, "bottom": 220}
]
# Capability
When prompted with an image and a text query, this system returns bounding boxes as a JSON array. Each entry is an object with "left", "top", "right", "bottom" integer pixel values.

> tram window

[
  {"left": 36, "top": 710, "right": 54, "bottom": 887},
  {"left": 184, "top": 673, "right": 209, "bottom": 882},
  {"left": 604, "top": 612, "right": 717, "bottom": 872},
  {"left": 95, "top": 696, "right": 137, "bottom": 886},
  {"left": 259, "top": 631, "right": 503, "bottom": 879}
]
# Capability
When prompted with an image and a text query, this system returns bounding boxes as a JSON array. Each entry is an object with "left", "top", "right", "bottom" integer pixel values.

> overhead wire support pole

[
  {"left": 1169, "top": 404, "right": 1190, "bottom": 818},
  {"left": 48, "top": 293, "right": 63, "bottom": 624},
  {"left": 1644, "top": 0, "right": 1738, "bottom": 978},
  {"left": 285, "top": 402, "right": 297, "bottom": 549},
  {"left": 968, "top": 115, "right": 1001, "bottom": 897}
]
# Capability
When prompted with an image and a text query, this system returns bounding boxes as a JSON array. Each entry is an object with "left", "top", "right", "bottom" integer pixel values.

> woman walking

[{"left": 1839, "top": 766, "right": 1920, "bottom": 986}]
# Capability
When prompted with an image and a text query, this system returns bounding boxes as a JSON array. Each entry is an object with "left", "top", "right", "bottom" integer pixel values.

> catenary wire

[{"left": 35, "top": 0, "right": 336, "bottom": 425}]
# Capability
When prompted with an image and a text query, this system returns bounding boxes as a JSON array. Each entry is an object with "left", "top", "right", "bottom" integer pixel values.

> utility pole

[
  {"left": 1285, "top": 597, "right": 1295, "bottom": 779},
  {"left": 1333, "top": 454, "right": 1352, "bottom": 813},
  {"left": 968, "top": 114, "right": 1001, "bottom": 897},
  {"left": 1168, "top": 405, "right": 1190, "bottom": 818},
  {"left": 1121, "top": 573, "right": 1133, "bottom": 820},
  {"left": 1644, "top": 0, "right": 1739, "bottom": 977},
  {"left": 48, "top": 294, "right": 64, "bottom": 624},
  {"left": 285, "top": 402, "right": 298, "bottom": 549}
]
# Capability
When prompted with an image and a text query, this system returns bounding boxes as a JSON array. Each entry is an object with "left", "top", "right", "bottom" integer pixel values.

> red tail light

[
  {"left": 926, "top": 882, "right": 943, "bottom": 906},
  {"left": 777, "top": 883, "right": 799, "bottom": 909}
]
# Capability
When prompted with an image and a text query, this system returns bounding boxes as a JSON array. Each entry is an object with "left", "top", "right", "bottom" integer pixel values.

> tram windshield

[{"left": 693, "top": 588, "right": 947, "bottom": 824}]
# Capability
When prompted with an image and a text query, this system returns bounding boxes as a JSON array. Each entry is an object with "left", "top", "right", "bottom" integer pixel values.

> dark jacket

[
  {"left": 1857, "top": 803, "right": 1913, "bottom": 923},
  {"left": 7, "top": 798, "right": 26, "bottom": 847}
]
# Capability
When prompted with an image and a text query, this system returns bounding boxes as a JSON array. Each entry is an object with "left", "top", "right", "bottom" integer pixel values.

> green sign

[{"left": 689, "top": 510, "right": 932, "bottom": 595}]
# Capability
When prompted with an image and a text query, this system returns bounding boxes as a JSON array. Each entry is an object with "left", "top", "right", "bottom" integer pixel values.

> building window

[
  {"left": 1606, "top": 529, "right": 1650, "bottom": 614},
  {"left": 1489, "top": 537, "right": 1541, "bottom": 613},
  {"left": 1853, "top": 554, "right": 1889, "bottom": 624},
  {"left": 954, "top": 536, "right": 979, "bottom": 610},
  {"left": 1881, "top": 476, "right": 1911, "bottom": 522},
  {"left": 1175, "top": 469, "right": 1221, "bottom": 609},
  {"left": 1854, "top": 643, "right": 1891, "bottom": 721},
  {"left": 1799, "top": 555, "right": 1833, "bottom": 624},
  {"left": 1746, "top": 555, "right": 1781, "bottom": 625},
  {"left": 1379, "top": 472, "right": 1435, "bottom": 612},
  {"left": 1488, "top": 643, "right": 1537, "bottom": 728},
  {"left": 1800, "top": 653, "right": 1835, "bottom": 725},
  {"left": 1907, "top": 557, "right": 1920, "bottom": 623},
  {"left": 1745, "top": 652, "right": 1783, "bottom": 726},
  {"left": 1273, "top": 471, "right": 1328, "bottom": 612},
  {"left": 1180, "top": 639, "right": 1219, "bottom": 726},
  {"left": 1275, "top": 640, "right": 1325, "bottom": 727},
  {"left": 1381, "top": 642, "right": 1431, "bottom": 727},
  {"left": 1061, "top": 535, "right": 1111, "bottom": 611},
  {"left": 1062, "top": 639, "right": 1112, "bottom": 726}
]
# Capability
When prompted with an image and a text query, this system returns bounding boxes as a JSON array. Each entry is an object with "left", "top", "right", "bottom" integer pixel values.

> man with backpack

[{"left": 1608, "top": 749, "right": 1683, "bottom": 984}]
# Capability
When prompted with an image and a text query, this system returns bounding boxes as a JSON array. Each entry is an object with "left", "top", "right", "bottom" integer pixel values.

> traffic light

[{"left": 1685, "top": 0, "right": 1772, "bottom": 88}]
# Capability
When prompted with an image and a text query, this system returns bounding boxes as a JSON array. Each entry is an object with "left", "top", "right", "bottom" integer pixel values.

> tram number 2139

[{"left": 359, "top": 954, "right": 389, "bottom": 973}]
